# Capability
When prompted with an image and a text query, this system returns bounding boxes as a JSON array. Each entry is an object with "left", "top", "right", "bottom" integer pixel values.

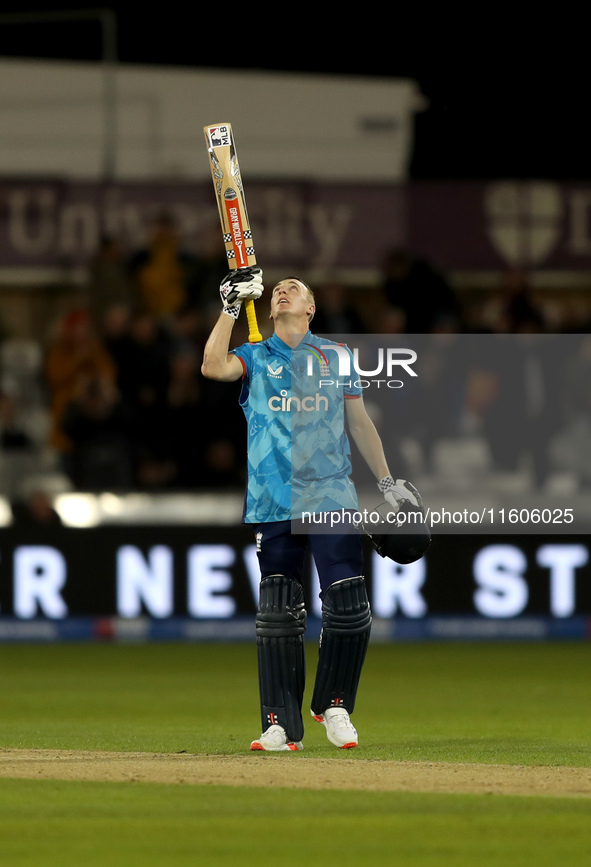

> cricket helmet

[{"left": 364, "top": 501, "right": 431, "bottom": 565}]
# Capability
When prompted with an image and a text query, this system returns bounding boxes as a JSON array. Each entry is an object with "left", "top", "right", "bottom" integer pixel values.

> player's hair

[{"left": 284, "top": 276, "right": 315, "bottom": 323}]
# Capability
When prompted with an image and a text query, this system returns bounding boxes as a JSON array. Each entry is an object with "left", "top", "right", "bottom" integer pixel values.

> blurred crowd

[{"left": 1, "top": 211, "right": 591, "bottom": 517}]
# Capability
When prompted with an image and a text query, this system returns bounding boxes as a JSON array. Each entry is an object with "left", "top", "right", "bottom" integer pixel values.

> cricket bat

[{"left": 203, "top": 122, "right": 263, "bottom": 343}]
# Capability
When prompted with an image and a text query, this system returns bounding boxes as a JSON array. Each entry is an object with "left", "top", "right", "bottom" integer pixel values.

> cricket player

[{"left": 201, "top": 267, "right": 423, "bottom": 751}]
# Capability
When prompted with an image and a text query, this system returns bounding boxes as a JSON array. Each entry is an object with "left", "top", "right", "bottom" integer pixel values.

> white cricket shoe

[
  {"left": 250, "top": 724, "right": 303, "bottom": 752},
  {"left": 311, "top": 707, "right": 358, "bottom": 749}
]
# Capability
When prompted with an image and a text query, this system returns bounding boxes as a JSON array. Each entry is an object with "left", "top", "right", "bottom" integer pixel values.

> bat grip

[{"left": 245, "top": 299, "right": 263, "bottom": 343}]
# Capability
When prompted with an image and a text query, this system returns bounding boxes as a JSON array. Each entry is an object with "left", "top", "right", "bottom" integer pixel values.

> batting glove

[
  {"left": 378, "top": 476, "right": 424, "bottom": 513},
  {"left": 220, "top": 266, "right": 264, "bottom": 319}
]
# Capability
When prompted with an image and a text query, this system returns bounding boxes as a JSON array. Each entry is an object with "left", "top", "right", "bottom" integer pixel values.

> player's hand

[
  {"left": 220, "top": 267, "right": 264, "bottom": 319},
  {"left": 378, "top": 476, "right": 424, "bottom": 513}
]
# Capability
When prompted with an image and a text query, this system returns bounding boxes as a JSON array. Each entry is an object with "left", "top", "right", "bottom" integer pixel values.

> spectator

[
  {"left": 381, "top": 249, "right": 460, "bottom": 333},
  {"left": 404, "top": 334, "right": 467, "bottom": 469},
  {"left": 128, "top": 212, "right": 195, "bottom": 321},
  {"left": 133, "top": 446, "right": 177, "bottom": 490},
  {"left": 164, "top": 345, "right": 205, "bottom": 488},
  {"left": 556, "top": 297, "right": 591, "bottom": 334},
  {"left": 100, "top": 303, "right": 136, "bottom": 390},
  {"left": 61, "top": 374, "right": 135, "bottom": 490},
  {"left": 85, "top": 235, "right": 132, "bottom": 333},
  {"left": 474, "top": 334, "right": 566, "bottom": 487},
  {"left": 113, "top": 311, "right": 171, "bottom": 411},
  {"left": 550, "top": 336, "right": 591, "bottom": 486},
  {"left": 562, "top": 335, "right": 591, "bottom": 421},
  {"left": 309, "top": 280, "right": 366, "bottom": 335},
  {"left": 495, "top": 270, "right": 546, "bottom": 333},
  {"left": 380, "top": 307, "right": 407, "bottom": 334},
  {"left": 45, "top": 308, "right": 117, "bottom": 473},
  {"left": 0, "top": 390, "right": 35, "bottom": 452},
  {"left": 200, "top": 438, "right": 245, "bottom": 488},
  {"left": 168, "top": 306, "right": 204, "bottom": 356},
  {"left": 0, "top": 390, "right": 40, "bottom": 497},
  {"left": 113, "top": 312, "right": 176, "bottom": 489},
  {"left": 11, "top": 488, "right": 63, "bottom": 527},
  {"left": 0, "top": 337, "right": 45, "bottom": 413},
  {"left": 199, "top": 373, "right": 247, "bottom": 488}
]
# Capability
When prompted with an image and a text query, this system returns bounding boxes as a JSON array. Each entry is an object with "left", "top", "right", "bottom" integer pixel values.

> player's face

[{"left": 270, "top": 279, "right": 315, "bottom": 321}]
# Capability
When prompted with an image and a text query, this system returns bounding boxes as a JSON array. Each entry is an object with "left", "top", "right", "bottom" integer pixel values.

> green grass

[
  {"left": 2, "top": 641, "right": 591, "bottom": 865},
  {"left": 1, "top": 641, "right": 591, "bottom": 764},
  {"left": 1, "top": 779, "right": 591, "bottom": 867},
  {"left": 361, "top": 643, "right": 591, "bottom": 766}
]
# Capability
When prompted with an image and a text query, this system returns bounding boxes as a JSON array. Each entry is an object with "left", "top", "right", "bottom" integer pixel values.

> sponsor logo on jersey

[
  {"left": 268, "top": 390, "right": 329, "bottom": 413},
  {"left": 303, "top": 343, "right": 331, "bottom": 377},
  {"left": 267, "top": 364, "right": 284, "bottom": 378}
]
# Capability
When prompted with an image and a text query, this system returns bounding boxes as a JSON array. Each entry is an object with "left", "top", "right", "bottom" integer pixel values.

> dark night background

[{"left": 0, "top": 4, "right": 586, "bottom": 181}]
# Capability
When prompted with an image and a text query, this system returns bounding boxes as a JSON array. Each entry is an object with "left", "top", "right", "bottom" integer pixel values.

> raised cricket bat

[{"left": 203, "top": 122, "right": 263, "bottom": 343}]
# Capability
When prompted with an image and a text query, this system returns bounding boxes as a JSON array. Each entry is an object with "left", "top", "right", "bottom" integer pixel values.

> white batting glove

[
  {"left": 378, "top": 476, "right": 424, "bottom": 513},
  {"left": 220, "top": 267, "right": 264, "bottom": 319}
]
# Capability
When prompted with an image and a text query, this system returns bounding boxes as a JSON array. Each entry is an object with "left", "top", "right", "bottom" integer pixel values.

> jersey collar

[{"left": 269, "top": 330, "right": 312, "bottom": 352}]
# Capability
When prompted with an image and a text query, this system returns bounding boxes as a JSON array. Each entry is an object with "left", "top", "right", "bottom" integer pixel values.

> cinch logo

[
  {"left": 306, "top": 345, "right": 418, "bottom": 377},
  {"left": 268, "top": 390, "right": 329, "bottom": 412}
]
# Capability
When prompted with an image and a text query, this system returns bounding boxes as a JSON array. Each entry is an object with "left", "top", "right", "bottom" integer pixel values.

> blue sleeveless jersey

[{"left": 231, "top": 331, "right": 362, "bottom": 523}]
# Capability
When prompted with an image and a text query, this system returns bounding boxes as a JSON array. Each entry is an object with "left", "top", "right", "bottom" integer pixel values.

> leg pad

[
  {"left": 256, "top": 574, "right": 306, "bottom": 742},
  {"left": 311, "top": 576, "right": 371, "bottom": 716}
]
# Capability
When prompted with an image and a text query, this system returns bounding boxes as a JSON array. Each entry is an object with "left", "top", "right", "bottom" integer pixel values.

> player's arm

[
  {"left": 201, "top": 313, "right": 244, "bottom": 381},
  {"left": 201, "top": 266, "right": 264, "bottom": 382},
  {"left": 345, "top": 395, "right": 390, "bottom": 481},
  {"left": 345, "top": 395, "right": 424, "bottom": 513}
]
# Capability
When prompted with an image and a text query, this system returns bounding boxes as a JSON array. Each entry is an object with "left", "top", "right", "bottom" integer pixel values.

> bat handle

[{"left": 245, "top": 299, "right": 263, "bottom": 343}]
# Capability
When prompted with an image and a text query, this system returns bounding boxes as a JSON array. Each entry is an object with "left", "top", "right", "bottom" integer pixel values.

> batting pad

[
  {"left": 311, "top": 576, "right": 372, "bottom": 716},
  {"left": 256, "top": 574, "right": 307, "bottom": 742}
]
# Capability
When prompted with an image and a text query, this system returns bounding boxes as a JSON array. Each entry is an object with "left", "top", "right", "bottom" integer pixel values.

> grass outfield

[
  {"left": 2, "top": 779, "right": 591, "bottom": 867},
  {"left": 1, "top": 641, "right": 591, "bottom": 762},
  {"left": 1, "top": 641, "right": 591, "bottom": 865}
]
